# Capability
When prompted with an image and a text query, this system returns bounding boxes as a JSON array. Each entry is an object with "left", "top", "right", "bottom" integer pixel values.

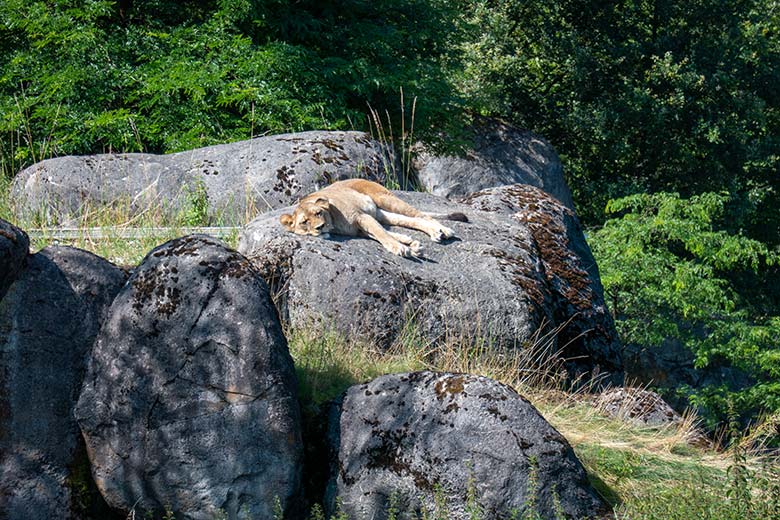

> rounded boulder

[
  {"left": 11, "top": 131, "right": 390, "bottom": 225},
  {"left": 1, "top": 246, "right": 127, "bottom": 520},
  {"left": 412, "top": 117, "right": 575, "bottom": 209},
  {"left": 75, "top": 235, "right": 302, "bottom": 519},
  {"left": 0, "top": 218, "right": 29, "bottom": 300},
  {"left": 239, "top": 186, "right": 622, "bottom": 384},
  {"left": 325, "top": 371, "right": 611, "bottom": 520}
]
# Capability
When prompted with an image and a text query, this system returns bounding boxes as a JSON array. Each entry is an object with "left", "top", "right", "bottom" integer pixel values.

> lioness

[{"left": 280, "top": 179, "right": 466, "bottom": 257}]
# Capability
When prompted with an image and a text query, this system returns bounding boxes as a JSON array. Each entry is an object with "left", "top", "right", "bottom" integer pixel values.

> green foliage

[
  {"left": 590, "top": 192, "right": 780, "bottom": 424},
  {"left": 272, "top": 496, "right": 284, "bottom": 520},
  {"left": 181, "top": 179, "right": 210, "bottom": 226},
  {"left": 0, "top": 0, "right": 462, "bottom": 176},
  {"left": 306, "top": 504, "right": 326, "bottom": 520},
  {"left": 617, "top": 455, "right": 780, "bottom": 520},
  {"left": 460, "top": 0, "right": 780, "bottom": 236}
]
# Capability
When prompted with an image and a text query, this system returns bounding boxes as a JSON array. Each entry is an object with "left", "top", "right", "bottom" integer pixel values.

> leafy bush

[
  {"left": 0, "top": 0, "right": 462, "bottom": 176},
  {"left": 460, "top": 0, "right": 780, "bottom": 238},
  {"left": 589, "top": 191, "right": 780, "bottom": 425}
]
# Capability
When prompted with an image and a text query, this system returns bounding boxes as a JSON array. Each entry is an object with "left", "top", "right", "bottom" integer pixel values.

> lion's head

[{"left": 280, "top": 197, "right": 333, "bottom": 237}]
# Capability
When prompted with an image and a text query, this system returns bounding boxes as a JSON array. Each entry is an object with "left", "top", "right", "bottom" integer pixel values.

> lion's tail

[{"left": 424, "top": 212, "right": 469, "bottom": 223}]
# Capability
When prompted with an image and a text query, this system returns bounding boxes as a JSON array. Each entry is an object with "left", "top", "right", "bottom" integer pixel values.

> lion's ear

[
  {"left": 280, "top": 213, "right": 294, "bottom": 230},
  {"left": 313, "top": 197, "right": 330, "bottom": 210}
]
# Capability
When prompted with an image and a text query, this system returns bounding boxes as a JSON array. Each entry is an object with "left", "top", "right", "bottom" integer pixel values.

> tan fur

[{"left": 279, "top": 179, "right": 456, "bottom": 257}]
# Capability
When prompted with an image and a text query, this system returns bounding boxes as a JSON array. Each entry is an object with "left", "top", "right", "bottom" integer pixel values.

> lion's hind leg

[
  {"left": 376, "top": 209, "right": 455, "bottom": 243},
  {"left": 372, "top": 192, "right": 427, "bottom": 218}
]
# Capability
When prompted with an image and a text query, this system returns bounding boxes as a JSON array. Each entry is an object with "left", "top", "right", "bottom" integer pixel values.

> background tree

[
  {"left": 460, "top": 0, "right": 780, "bottom": 243},
  {"left": 0, "top": 0, "right": 462, "bottom": 174},
  {"left": 589, "top": 192, "right": 780, "bottom": 425}
]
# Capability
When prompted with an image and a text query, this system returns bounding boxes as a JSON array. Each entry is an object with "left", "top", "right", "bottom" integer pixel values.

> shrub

[{"left": 589, "top": 191, "right": 780, "bottom": 426}]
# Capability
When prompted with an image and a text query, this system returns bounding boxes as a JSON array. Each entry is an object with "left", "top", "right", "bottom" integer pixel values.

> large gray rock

[
  {"left": 0, "top": 218, "right": 29, "bottom": 300},
  {"left": 325, "top": 371, "right": 611, "bottom": 520},
  {"left": 75, "top": 235, "right": 302, "bottom": 520},
  {"left": 1, "top": 246, "right": 127, "bottom": 520},
  {"left": 412, "top": 117, "right": 575, "bottom": 209},
  {"left": 462, "top": 184, "right": 620, "bottom": 382},
  {"left": 11, "top": 131, "right": 390, "bottom": 225},
  {"left": 239, "top": 185, "right": 622, "bottom": 384}
]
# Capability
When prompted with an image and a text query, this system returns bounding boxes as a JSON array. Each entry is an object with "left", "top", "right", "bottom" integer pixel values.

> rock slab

[
  {"left": 325, "top": 371, "right": 611, "bottom": 520},
  {"left": 239, "top": 185, "right": 622, "bottom": 384},
  {"left": 462, "top": 184, "right": 621, "bottom": 382},
  {"left": 1, "top": 246, "right": 127, "bottom": 520},
  {"left": 12, "top": 131, "right": 390, "bottom": 225},
  {"left": 75, "top": 235, "right": 302, "bottom": 520},
  {"left": 413, "top": 117, "right": 575, "bottom": 209},
  {"left": 0, "top": 218, "right": 29, "bottom": 300}
]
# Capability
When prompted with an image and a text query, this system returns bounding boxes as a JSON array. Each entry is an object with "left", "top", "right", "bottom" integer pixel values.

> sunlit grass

[
  {"left": 1, "top": 179, "right": 241, "bottom": 265},
  {"left": 287, "top": 323, "right": 779, "bottom": 520}
]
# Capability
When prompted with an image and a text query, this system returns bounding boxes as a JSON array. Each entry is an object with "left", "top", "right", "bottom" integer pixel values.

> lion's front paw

[
  {"left": 430, "top": 224, "right": 455, "bottom": 243},
  {"left": 410, "top": 240, "right": 423, "bottom": 257},
  {"left": 388, "top": 240, "right": 422, "bottom": 258}
]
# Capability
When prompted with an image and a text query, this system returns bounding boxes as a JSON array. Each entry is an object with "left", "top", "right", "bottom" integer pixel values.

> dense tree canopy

[
  {"left": 461, "top": 0, "right": 780, "bottom": 238},
  {"left": 0, "top": 0, "right": 461, "bottom": 170},
  {"left": 1, "top": 0, "right": 778, "bottom": 424},
  {"left": 590, "top": 192, "right": 780, "bottom": 424}
]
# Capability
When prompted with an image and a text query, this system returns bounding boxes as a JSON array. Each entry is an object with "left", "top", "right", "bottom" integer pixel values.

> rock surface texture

[
  {"left": 325, "top": 371, "right": 611, "bottom": 520},
  {"left": 1, "top": 246, "right": 127, "bottom": 520},
  {"left": 595, "top": 388, "right": 682, "bottom": 428},
  {"left": 412, "top": 117, "right": 575, "bottom": 209},
  {"left": 0, "top": 218, "right": 29, "bottom": 300},
  {"left": 11, "top": 131, "right": 390, "bottom": 225},
  {"left": 462, "top": 184, "right": 621, "bottom": 381},
  {"left": 75, "top": 235, "right": 302, "bottom": 520},
  {"left": 239, "top": 185, "right": 622, "bottom": 383}
]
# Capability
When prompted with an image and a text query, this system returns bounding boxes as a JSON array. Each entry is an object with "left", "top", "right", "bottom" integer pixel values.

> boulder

[
  {"left": 1, "top": 246, "right": 127, "bottom": 520},
  {"left": 75, "top": 235, "right": 302, "bottom": 519},
  {"left": 461, "top": 184, "right": 620, "bottom": 381},
  {"left": 239, "top": 185, "right": 622, "bottom": 384},
  {"left": 11, "top": 131, "right": 390, "bottom": 225},
  {"left": 595, "top": 388, "right": 682, "bottom": 428},
  {"left": 412, "top": 117, "right": 574, "bottom": 209},
  {"left": 0, "top": 218, "right": 29, "bottom": 300},
  {"left": 324, "top": 371, "right": 611, "bottom": 520}
]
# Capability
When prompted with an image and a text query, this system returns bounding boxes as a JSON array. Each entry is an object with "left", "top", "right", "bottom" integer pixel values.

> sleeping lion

[{"left": 280, "top": 179, "right": 466, "bottom": 258}]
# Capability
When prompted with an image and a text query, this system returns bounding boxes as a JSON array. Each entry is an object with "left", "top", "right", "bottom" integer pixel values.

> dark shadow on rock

[
  {"left": 75, "top": 235, "right": 303, "bottom": 520},
  {"left": 1, "top": 246, "right": 126, "bottom": 520},
  {"left": 0, "top": 218, "right": 29, "bottom": 300},
  {"left": 411, "top": 116, "right": 575, "bottom": 210}
]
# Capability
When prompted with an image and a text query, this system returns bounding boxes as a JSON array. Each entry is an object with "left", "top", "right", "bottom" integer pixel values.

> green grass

[
  {"left": 0, "top": 176, "right": 240, "bottom": 265},
  {"left": 287, "top": 326, "right": 779, "bottom": 520}
]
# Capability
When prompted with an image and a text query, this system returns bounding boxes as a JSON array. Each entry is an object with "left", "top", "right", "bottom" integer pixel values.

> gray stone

[
  {"left": 0, "top": 218, "right": 29, "bottom": 300},
  {"left": 595, "top": 388, "right": 682, "bottom": 428},
  {"left": 75, "top": 235, "right": 302, "bottom": 520},
  {"left": 239, "top": 186, "right": 622, "bottom": 384},
  {"left": 461, "top": 184, "right": 620, "bottom": 382},
  {"left": 412, "top": 117, "right": 574, "bottom": 209},
  {"left": 11, "top": 131, "right": 390, "bottom": 225},
  {"left": 1, "top": 246, "right": 127, "bottom": 520},
  {"left": 325, "top": 371, "right": 611, "bottom": 520}
]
